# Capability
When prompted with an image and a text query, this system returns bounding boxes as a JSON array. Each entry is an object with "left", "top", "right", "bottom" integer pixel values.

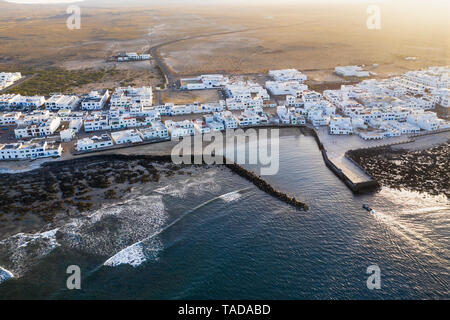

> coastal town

[{"left": 0, "top": 66, "right": 449, "bottom": 161}]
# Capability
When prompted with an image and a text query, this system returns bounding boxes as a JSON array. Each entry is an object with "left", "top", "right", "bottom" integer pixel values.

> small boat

[{"left": 363, "top": 204, "right": 373, "bottom": 212}]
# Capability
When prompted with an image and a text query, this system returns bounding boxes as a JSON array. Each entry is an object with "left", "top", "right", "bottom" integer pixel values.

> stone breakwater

[
  {"left": 347, "top": 141, "right": 450, "bottom": 197},
  {"left": 224, "top": 161, "right": 309, "bottom": 211}
]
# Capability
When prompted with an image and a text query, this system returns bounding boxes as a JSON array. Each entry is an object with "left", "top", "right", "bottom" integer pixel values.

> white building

[
  {"left": 7, "top": 95, "right": 46, "bottom": 109},
  {"left": 237, "top": 110, "right": 261, "bottom": 127},
  {"left": 14, "top": 117, "right": 61, "bottom": 139},
  {"left": 165, "top": 120, "right": 195, "bottom": 138},
  {"left": 0, "top": 112, "right": 22, "bottom": 126},
  {"left": 269, "top": 69, "right": 307, "bottom": 82},
  {"left": 81, "top": 90, "right": 110, "bottom": 110},
  {"left": 84, "top": 113, "right": 110, "bottom": 132},
  {"left": 214, "top": 111, "right": 238, "bottom": 129},
  {"left": 335, "top": 66, "right": 370, "bottom": 78},
  {"left": 0, "top": 94, "right": 20, "bottom": 108},
  {"left": 117, "top": 52, "right": 150, "bottom": 62},
  {"left": 0, "top": 140, "right": 62, "bottom": 160},
  {"left": 110, "top": 86, "right": 153, "bottom": 107},
  {"left": 45, "top": 95, "right": 80, "bottom": 110},
  {"left": 76, "top": 134, "right": 113, "bottom": 152},
  {"left": 60, "top": 129, "right": 75, "bottom": 142},
  {"left": 407, "top": 111, "right": 439, "bottom": 132},
  {"left": 139, "top": 121, "right": 169, "bottom": 140},
  {"left": 111, "top": 129, "right": 143, "bottom": 145},
  {"left": 265, "top": 81, "right": 308, "bottom": 96},
  {"left": 0, "top": 72, "right": 22, "bottom": 90},
  {"left": 193, "top": 119, "right": 211, "bottom": 134},
  {"left": 180, "top": 74, "right": 229, "bottom": 90},
  {"left": 329, "top": 117, "right": 354, "bottom": 135}
]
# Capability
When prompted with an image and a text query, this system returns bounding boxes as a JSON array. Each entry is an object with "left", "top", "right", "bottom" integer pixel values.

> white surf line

[
  {"left": 0, "top": 266, "right": 14, "bottom": 284},
  {"left": 50, "top": 188, "right": 253, "bottom": 297},
  {"left": 85, "top": 188, "right": 253, "bottom": 275}
]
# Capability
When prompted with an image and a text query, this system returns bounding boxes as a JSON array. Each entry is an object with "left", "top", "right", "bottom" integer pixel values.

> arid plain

[{"left": 0, "top": 1, "right": 448, "bottom": 93}]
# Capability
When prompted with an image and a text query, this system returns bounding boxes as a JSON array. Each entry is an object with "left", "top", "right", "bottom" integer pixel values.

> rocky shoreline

[
  {"left": 0, "top": 153, "right": 309, "bottom": 235},
  {"left": 347, "top": 141, "right": 450, "bottom": 197}
]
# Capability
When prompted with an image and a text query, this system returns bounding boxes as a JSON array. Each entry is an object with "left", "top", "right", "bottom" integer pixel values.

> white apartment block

[
  {"left": 407, "top": 111, "right": 439, "bottom": 132},
  {"left": 193, "top": 119, "right": 211, "bottom": 134},
  {"left": 139, "top": 121, "right": 169, "bottom": 140},
  {"left": 7, "top": 95, "right": 46, "bottom": 108},
  {"left": 109, "top": 116, "right": 137, "bottom": 130},
  {"left": 110, "top": 86, "right": 153, "bottom": 107},
  {"left": 84, "top": 113, "right": 111, "bottom": 132},
  {"left": 0, "top": 72, "right": 22, "bottom": 90},
  {"left": 81, "top": 90, "right": 110, "bottom": 110},
  {"left": 0, "top": 140, "right": 62, "bottom": 160},
  {"left": 269, "top": 69, "right": 307, "bottom": 83},
  {"left": 214, "top": 111, "right": 238, "bottom": 129},
  {"left": 265, "top": 81, "right": 308, "bottom": 96},
  {"left": 206, "top": 120, "right": 225, "bottom": 132},
  {"left": 308, "top": 109, "right": 330, "bottom": 127},
  {"left": 180, "top": 74, "right": 229, "bottom": 90},
  {"left": 76, "top": 134, "right": 113, "bottom": 152},
  {"left": 329, "top": 117, "right": 354, "bottom": 135},
  {"left": 0, "top": 94, "right": 20, "bottom": 108},
  {"left": 165, "top": 120, "right": 195, "bottom": 138},
  {"left": 60, "top": 129, "right": 75, "bottom": 142},
  {"left": 335, "top": 66, "right": 369, "bottom": 78},
  {"left": 237, "top": 110, "right": 261, "bottom": 127},
  {"left": 14, "top": 117, "right": 61, "bottom": 139},
  {"left": 0, "top": 112, "right": 22, "bottom": 126},
  {"left": 45, "top": 95, "right": 80, "bottom": 110},
  {"left": 226, "top": 82, "right": 270, "bottom": 101},
  {"left": 111, "top": 129, "right": 143, "bottom": 145},
  {"left": 117, "top": 52, "right": 150, "bottom": 62}
]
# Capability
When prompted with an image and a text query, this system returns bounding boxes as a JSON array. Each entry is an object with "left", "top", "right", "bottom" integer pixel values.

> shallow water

[{"left": 0, "top": 134, "right": 448, "bottom": 299}]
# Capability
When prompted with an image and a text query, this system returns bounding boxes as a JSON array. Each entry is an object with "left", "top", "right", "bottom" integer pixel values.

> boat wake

[{"left": 371, "top": 209, "right": 449, "bottom": 266}]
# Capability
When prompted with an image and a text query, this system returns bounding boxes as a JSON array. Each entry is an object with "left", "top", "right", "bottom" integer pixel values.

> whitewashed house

[
  {"left": 76, "top": 134, "right": 113, "bottom": 152},
  {"left": 111, "top": 129, "right": 143, "bottom": 145},
  {"left": 45, "top": 95, "right": 80, "bottom": 110},
  {"left": 214, "top": 111, "right": 238, "bottom": 129},
  {"left": 81, "top": 90, "right": 110, "bottom": 110},
  {"left": 110, "top": 86, "right": 153, "bottom": 107},
  {"left": 0, "top": 140, "right": 62, "bottom": 160},
  {"left": 269, "top": 69, "right": 307, "bottom": 82},
  {"left": 0, "top": 112, "right": 22, "bottom": 126},
  {"left": 329, "top": 117, "right": 353, "bottom": 135},
  {"left": 14, "top": 117, "right": 61, "bottom": 139},
  {"left": 139, "top": 121, "right": 168, "bottom": 140}
]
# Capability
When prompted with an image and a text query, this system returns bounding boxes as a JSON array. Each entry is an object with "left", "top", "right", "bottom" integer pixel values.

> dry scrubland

[{"left": 0, "top": 2, "right": 448, "bottom": 89}]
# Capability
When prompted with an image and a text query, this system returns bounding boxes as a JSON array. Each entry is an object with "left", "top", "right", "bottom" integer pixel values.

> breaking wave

[
  {"left": 102, "top": 188, "right": 251, "bottom": 269},
  {"left": 0, "top": 228, "right": 60, "bottom": 278},
  {"left": 0, "top": 266, "right": 14, "bottom": 285}
]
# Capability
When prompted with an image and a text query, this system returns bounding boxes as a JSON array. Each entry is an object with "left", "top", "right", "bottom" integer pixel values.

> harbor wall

[{"left": 320, "top": 149, "right": 379, "bottom": 194}]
